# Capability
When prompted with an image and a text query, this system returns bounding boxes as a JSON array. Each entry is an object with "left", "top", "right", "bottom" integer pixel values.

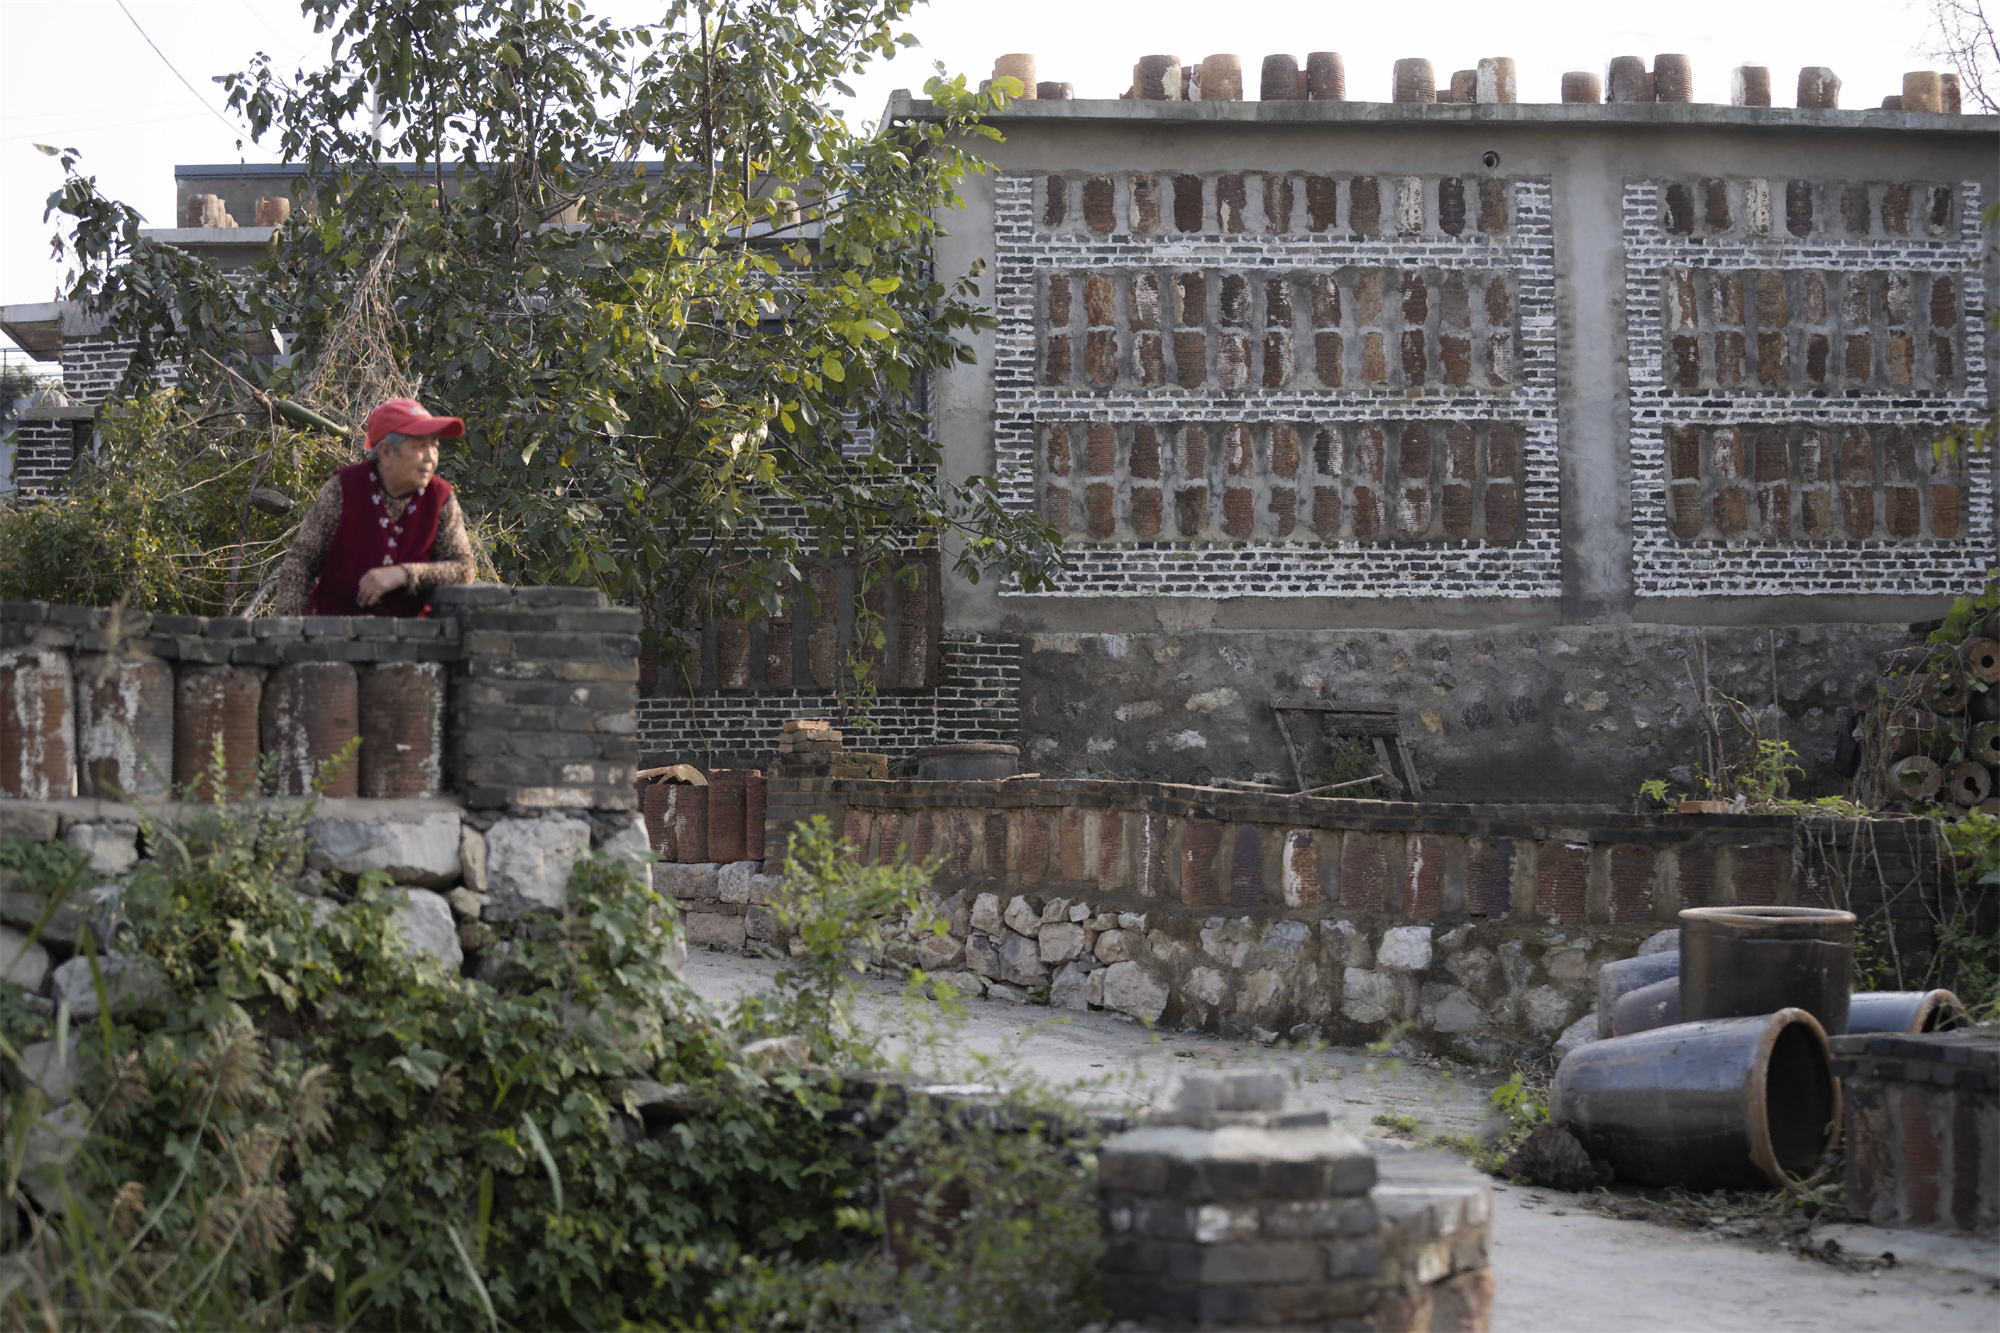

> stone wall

[{"left": 742, "top": 772, "right": 1950, "bottom": 1056}]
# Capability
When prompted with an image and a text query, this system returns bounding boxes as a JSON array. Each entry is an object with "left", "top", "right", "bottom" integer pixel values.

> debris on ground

[
  {"left": 1578, "top": 1184, "right": 1898, "bottom": 1271},
  {"left": 1504, "top": 1123, "right": 1613, "bottom": 1192}
]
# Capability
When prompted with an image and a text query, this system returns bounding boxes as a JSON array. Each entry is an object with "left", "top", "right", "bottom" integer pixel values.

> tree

[
  {"left": 40, "top": 0, "right": 1060, "bottom": 649},
  {"left": 1924, "top": 0, "right": 2000, "bottom": 111}
]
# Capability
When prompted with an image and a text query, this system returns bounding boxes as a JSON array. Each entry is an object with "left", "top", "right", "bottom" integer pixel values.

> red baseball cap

[{"left": 365, "top": 397, "right": 465, "bottom": 450}]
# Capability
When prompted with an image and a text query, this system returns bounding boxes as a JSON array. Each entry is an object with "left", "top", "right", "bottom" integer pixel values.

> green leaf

[{"left": 820, "top": 354, "right": 845, "bottom": 382}]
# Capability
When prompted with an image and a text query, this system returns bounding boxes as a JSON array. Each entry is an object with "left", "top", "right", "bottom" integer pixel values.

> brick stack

[
  {"left": 773, "top": 719, "right": 889, "bottom": 780},
  {"left": 1097, "top": 1071, "right": 1493, "bottom": 1330},
  {"left": 435, "top": 585, "right": 639, "bottom": 812},
  {"left": 1832, "top": 1029, "right": 1998, "bottom": 1234}
]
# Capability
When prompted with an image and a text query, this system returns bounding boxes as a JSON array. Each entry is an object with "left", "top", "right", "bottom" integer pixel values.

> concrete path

[{"left": 682, "top": 950, "right": 2000, "bottom": 1332}]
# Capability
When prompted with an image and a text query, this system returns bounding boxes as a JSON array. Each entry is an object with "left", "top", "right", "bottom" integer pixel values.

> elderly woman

[{"left": 273, "top": 398, "right": 476, "bottom": 617}]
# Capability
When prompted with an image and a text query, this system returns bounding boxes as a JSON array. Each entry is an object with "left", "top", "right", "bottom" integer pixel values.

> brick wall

[
  {"left": 991, "top": 169, "right": 1561, "bottom": 598},
  {"left": 1624, "top": 176, "right": 1991, "bottom": 595},
  {"left": 1833, "top": 1030, "right": 1997, "bottom": 1234},
  {"left": 9, "top": 420, "right": 79, "bottom": 496}
]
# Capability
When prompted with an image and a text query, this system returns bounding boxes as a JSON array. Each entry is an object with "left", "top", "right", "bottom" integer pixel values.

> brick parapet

[
  {"left": 1830, "top": 1029, "right": 1998, "bottom": 1234},
  {"left": 435, "top": 584, "right": 640, "bottom": 812}
]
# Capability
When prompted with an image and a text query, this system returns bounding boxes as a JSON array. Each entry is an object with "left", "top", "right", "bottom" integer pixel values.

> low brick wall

[
  {"left": 1832, "top": 1029, "right": 1999, "bottom": 1235},
  {"left": 756, "top": 775, "right": 1950, "bottom": 1054}
]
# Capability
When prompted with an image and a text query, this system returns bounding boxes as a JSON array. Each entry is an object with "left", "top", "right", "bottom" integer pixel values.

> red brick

[
  {"left": 1216, "top": 332, "right": 1252, "bottom": 389},
  {"left": 1349, "top": 176, "right": 1380, "bottom": 234},
  {"left": 1136, "top": 813, "right": 1169, "bottom": 899},
  {"left": 1046, "top": 275, "right": 1072, "bottom": 327},
  {"left": 1180, "top": 426, "right": 1208, "bottom": 475},
  {"left": 1268, "top": 486, "right": 1297, "bottom": 538},
  {"left": 1044, "top": 334, "right": 1071, "bottom": 384},
  {"left": 1398, "top": 485, "right": 1431, "bottom": 538},
  {"left": 1084, "top": 331, "right": 1118, "bottom": 385},
  {"left": 1044, "top": 425, "right": 1071, "bottom": 476},
  {"left": 1757, "top": 331, "right": 1789, "bottom": 386},
  {"left": 1312, "top": 486, "right": 1342, "bottom": 539},
  {"left": 949, "top": 813, "right": 974, "bottom": 879},
  {"left": 1484, "top": 483, "right": 1518, "bottom": 542},
  {"left": 1668, "top": 425, "right": 1701, "bottom": 480},
  {"left": 1484, "top": 277, "right": 1511, "bottom": 325},
  {"left": 1362, "top": 331, "right": 1386, "bottom": 384},
  {"left": 1060, "top": 808, "right": 1087, "bottom": 882},
  {"left": 1442, "top": 484, "right": 1473, "bottom": 539},
  {"left": 1663, "top": 183, "right": 1695, "bottom": 234},
  {"left": 1886, "top": 486, "right": 1920, "bottom": 537},
  {"left": 1801, "top": 489, "right": 1835, "bottom": 539},
  {"left": 1438, "top": 177, "right": 1466, "bottom": 235},
  {"left": 1043, "top": 175, "right": 1067, "bottom": 227},
  {"left": 1931, "top": 275, "right": 1956, "bottom": 326},
  {"left": 1671, "top": 336, "right": 1701, "bottom": 389},
  {"left": 1354, "top": 426, "right": 1385, "bottom": 481},
  {"left": 1931, "top": 484, "right": 1960, "bottom": 538},
  {"left": 1486, "top": 424, "right": 1517, "bottom": 478},
  {"left": 1269, "top": 425, "right": 1300, "bottom": 479},
  {"left": 1082, "top": 175, "right": 1115, "bottom": 234},
  {"left": 1262, "top": 331, "right": 1295, "bottom": 386},
  {"left": 1129, "top": 273, "right": 1160, "bottom": 329},
  {"left": 1172, "top": 174, "right": 1204, "bottom": 231},
  {"left": 1223, "top": 423, "right": 1254, "bottom": 476},
  {"left": 1903, "top": 1085, "right": 1940, "bottom": 1225},
  {"left": 1713, "top": 488, "right": 1748, "bottom": 537},
  {"left": 1398, "top": 423, "right": 1431, "bottom": 479},
  {"left": 1305, "top": 175, "right": 1338, "bottom": 232},
  {"left": 1309, "top": 273, "right": 1341, "bottom": 327},
  {"left": 1175, "top": 486, "right": 1209, "bottom": 536},
  {"left": 1130, "top": 488, "right": 1162, "bottom": 538},
  {"left": 1669, "top": 482, "right": 1704, "bottom": 538},
  {"left": 1710, "top": 427, "right": 1744, "bottom": 478},
  {"left": 912, "top": 811, "right": 934, "bottom": 864},
  {"left": 1352, "top": 487, "right": 1384, "bottom": 540},
  {"left": 1083, "top": 273, "right": 1116, "bottom": 326},
  {"left": 1757, "top": 483, "right": 1791, "bottom": 539},
  {"left": 1129, "top": 425, "right": 1161, "bottom": 479},
  {"left": 1477, "top": 178, "right": 1509, "bottom": 231},
  {"left": 1400, "top": 329, "right": 1428, "bottom": 383},
  {"left": 1882, "top": 183, "right": 1912, "bottom": 235},
  {"left": 1400, "top": 272, "right": 1428, "bottom": 322},
  {"left": 1263, "top": 174, "right": 1294, "bottom": 233},
  {"left": 1231, "top": 825, "right": 1266, "bottom": 907},
  {"left": 1845, "top": 333, "right": 1873, "bottom": 381},
  {"left": 1085, "top": 483, "right": 1116, "bottom": 538},
  {"left": 1536, "top": 843, "right": 1589, "bottom": 925},
  {"left": 1217, "top": 174, "right": 1247, "bottom": 232},
  {"left": 1840, "top": 485, "right": 1876, "bottom": 538},
  {"left": 1340, "top": 833, "right": 1387, "bottom": 911},
  {"left": 1282, "top": 830, "right": 1321, "bottom": 907},
  {"left": 1173, "top": 331, "right": 1207, "bottom": 387},
  {"left": 1129, "top": 176, "right": 1160, "bottom": 234},
  {"left": 1805, "top": 334, "right": 1830, "bottom": 384},
  {"left": 1467, "top": 838, "right": 1514, "bottom": 916},
  {"left": 1098, "top": 811, "right": 1126, "bottom": 891},
  {"left": 1404, "top": 834, "right": 1447, "bottom": 919},
  {"left": 1135, "top": 333, "right": 1165, "bottom": 386},
  {"left": 1084, "top": 423, "right": 1117, "bottom": 476},
  {"left": 1043, "top": 484, "right": 1070, "bottom": 531},
  {"left": 1182, "top": 820, "right": 1221, "bottom": 907},
  {"left": 1609, "top": 845, "right": 1654, "bottom": 923},
  {"left": 1266, "top": 279, "right": 1293, "bottom": 327},
  {"left": 1714, "top": 331, "right": 1744, "bottom": 387},
  {"left": 1314, "top": 331, "right": 1344, "bottom": 385},
  {"left": 1951, "top": 1092, "right": 1981, "bottom": 1231},
  {"left": 1222, "top": 487, "right": 1255, "bottom": 538},
  {"left": 1313, "top": 427, "right": 1342, "bottom": 475},
  {"left": 1219, "top": 274, "right": 1249, "bottom": 326},
  {"left": 984, "top": 813, "right": 1008, "bottom": 878},
  {"left": 1440, "top": 335, "right": 1471, "bottom": 385},
  {"left": 1019, "top": 811, "right": 1049, "bottom": 882},
  {"left": 1933, "top": 335, "right": 1955, "bottom": 382}
]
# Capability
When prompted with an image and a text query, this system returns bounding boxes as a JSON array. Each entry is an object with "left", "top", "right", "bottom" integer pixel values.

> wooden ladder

[{"left": 1270, "top": 698, "right": 1424, "bottom": 800}]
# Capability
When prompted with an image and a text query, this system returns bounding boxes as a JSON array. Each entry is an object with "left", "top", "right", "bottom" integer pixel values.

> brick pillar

[{"left": 438, "top": 585, "right": 639, "bottom": 812}]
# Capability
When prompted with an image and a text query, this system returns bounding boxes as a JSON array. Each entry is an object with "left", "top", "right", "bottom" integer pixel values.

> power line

[{"left": 113, "top": 0, "right": 245, "bottom": 138}]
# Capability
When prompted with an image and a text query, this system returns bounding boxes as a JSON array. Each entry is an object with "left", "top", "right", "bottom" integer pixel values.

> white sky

[{"left": 0, "top": 0, "right": 1948, "bottom": 358}]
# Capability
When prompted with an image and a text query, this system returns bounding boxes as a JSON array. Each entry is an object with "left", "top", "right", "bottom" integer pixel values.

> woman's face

[{"left": 377, "top": 433, "right": 439, "bottom": 495}]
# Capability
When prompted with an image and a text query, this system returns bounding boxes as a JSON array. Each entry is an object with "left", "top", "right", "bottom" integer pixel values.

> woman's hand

[{"left": 356, "top": 564, "right": 410, "bottom": 607}]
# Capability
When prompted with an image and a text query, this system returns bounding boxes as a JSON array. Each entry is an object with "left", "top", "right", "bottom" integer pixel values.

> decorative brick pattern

[
  {"left": 1535, "top": 842, "right": 1589, "bottom": 924},
  {"left": 995, "top": 172, "right": 1560, "bottom": 598},
  {"left": 1625, "top": 178, "right": 1991, "bottom": 595}
]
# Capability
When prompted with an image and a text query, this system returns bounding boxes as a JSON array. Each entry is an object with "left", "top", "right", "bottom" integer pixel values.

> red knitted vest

[{"left": 307, "top": 460, "right": 452, "bottom": 618}]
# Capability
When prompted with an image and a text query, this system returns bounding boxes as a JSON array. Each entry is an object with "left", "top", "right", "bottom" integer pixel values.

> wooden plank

[{"left": 1271, "top": 707, "right": 1309, "bottom": 791}]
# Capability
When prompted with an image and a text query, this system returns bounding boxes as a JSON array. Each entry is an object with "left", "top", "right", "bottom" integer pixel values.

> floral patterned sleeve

[
  {"left": 271, "top": 476, "right": 344, "bottom": 616},
  {"left": 399, "top": 495, "right": 476, "bottom": 596}
]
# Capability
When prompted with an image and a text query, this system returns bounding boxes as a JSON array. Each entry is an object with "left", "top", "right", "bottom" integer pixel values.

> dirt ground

[{"left": 682, "top": 950, "right": 2000, "bottom": 1333}]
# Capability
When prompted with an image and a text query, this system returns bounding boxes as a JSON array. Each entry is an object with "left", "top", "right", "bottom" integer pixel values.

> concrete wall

[{"left": 923, "top": 98, "right": 1998, "bottom": 801}]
